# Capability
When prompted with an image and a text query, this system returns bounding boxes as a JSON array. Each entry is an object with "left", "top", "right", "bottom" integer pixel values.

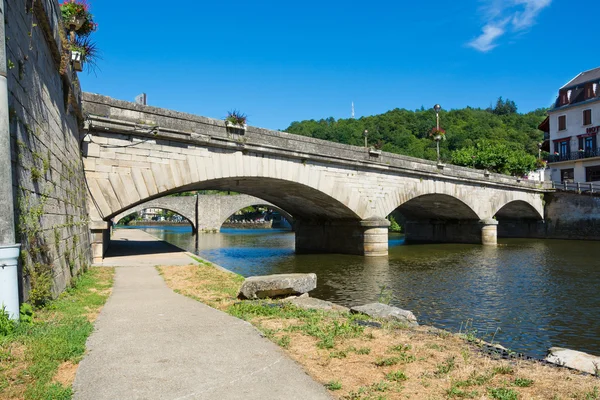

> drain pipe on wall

[{"left": 0, "top": 3, "right": 21, "bottom": 320}]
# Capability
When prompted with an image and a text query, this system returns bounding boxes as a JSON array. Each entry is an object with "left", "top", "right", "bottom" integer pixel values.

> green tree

[{"left": 284, "top": 100, "right": 545, "bottom": 177}]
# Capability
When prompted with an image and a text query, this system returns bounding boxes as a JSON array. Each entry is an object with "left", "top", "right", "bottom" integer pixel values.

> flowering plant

[
  {"left": 70, "top": 36, "right": 99, "bottom": 68},
  {"left": 225, "top": 110, "right": 247, "bottom": 126},
  {"left": 429, "top": 127, "right": 446, "bottom": 140},
  {"left": 60, "top": 0, "right": 97, "bottom": 36}
]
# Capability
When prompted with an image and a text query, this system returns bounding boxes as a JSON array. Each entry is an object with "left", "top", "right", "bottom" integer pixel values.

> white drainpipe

[{"left": 0, "top": 2, "right": 21, "bottom": 320}]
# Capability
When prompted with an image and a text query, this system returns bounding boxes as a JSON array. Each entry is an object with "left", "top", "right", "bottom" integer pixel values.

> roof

[
  {"left": 561, "top": 66, "right": 600, "bottom": 89},
  {"left": 538, "top": 116, "right": 549, "bottom": 132}
]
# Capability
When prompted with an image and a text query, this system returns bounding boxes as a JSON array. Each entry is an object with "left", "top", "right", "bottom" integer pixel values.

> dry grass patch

[{"left": 159, "top": 262, "right": 600, "bottom": 399}]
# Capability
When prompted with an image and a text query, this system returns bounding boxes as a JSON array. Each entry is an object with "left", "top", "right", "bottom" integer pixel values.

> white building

[{"left": 547, "top": 66, "right": 600, "bottom": 183}]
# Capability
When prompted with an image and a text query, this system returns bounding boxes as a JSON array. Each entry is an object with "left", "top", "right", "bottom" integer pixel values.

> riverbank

[
  {"left": 0, "top": 268, "right": 114, "bottom": 399},
  {"left": 159, "top": 261, "right": 600, "bottom": 399}
]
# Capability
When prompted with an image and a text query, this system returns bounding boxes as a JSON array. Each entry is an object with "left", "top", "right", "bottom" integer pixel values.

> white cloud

[
  {"left": 511, "top": 0, "right": 552, "bottom": 30},
  {"left": 468, "top": 0, "right": 551, "bottom": 52},
  {"left": 467, "top": 22, "right": 507, "bottom": 52}
]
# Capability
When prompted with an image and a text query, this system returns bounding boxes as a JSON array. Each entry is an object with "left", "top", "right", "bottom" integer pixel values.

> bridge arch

[
  {"left": 112, "top": 196, "right": 198, "bottom": 232},
  {"left": 114, "top": 207, "right": 195, "bottom": 230},
  {"left": 493, "top": 200, "right": 544, "bottom": 221},
  {"left": 219, "top": 201, "right": 294, "bottom": 230},
  {"left": 392, "top": 193, "right": 481, "bottom": 221}
]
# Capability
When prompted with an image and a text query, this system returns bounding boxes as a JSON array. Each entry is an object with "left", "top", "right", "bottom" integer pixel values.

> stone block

[
  {"left": 283, "top": 296, "right": 349, "bottom": 312},
  {"left": 350, "top": 303, "right": 418, "bottom": 326},
  {"left": 545, "top": 347, "right": 600, "bottom": 374},
  {"left": 238, "top": 273, "right": 317, "bottom": 300}
]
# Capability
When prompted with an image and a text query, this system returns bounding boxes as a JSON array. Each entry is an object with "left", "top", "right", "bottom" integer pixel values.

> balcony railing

[
  {"left": 547, "top": 148, "right": 600, "bottom": 163},
  {"left": 552, "top": 181, "right": 600, "bottom": 194}
]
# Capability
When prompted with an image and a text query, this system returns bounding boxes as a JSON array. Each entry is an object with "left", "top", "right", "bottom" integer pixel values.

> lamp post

[
  {"left": 363, "top": 129, "right": 369, "bottom": 149},
  {"left": 433, "top": 104, "right": 442, "bottom": 164},
  {"left": 538, "top": 142, "right": 542, "bottom": 160}
]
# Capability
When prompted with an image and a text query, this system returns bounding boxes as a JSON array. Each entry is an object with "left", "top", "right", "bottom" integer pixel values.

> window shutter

[
  {"left": 579, "top": 137, "right": 584, "bottom": 150},
  {"left": 558, "top": 115, "right": 566, "bottom": 130}
]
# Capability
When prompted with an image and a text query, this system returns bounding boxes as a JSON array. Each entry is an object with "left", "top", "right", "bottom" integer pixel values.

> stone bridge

[
  {"left": 112, "top": 194, "right": 294, "bottom": 232},
  {"left": 82, "top": 94, "right": 550, "bottom": 262}
]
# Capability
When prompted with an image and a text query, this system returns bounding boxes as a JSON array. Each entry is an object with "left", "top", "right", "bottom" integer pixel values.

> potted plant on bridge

[
  {"left": 225, "top": 110, "right": 247, "bottom": 133},
  {"left": 369, "top": 140, "right": 383, "bottom": 157}
]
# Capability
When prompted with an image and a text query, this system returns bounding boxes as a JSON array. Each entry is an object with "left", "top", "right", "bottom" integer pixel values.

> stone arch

[
  {"left": 493, "top": 200, "right": 544, "bottom": 221},
  {"left": 114, "top": 207, "right": 195, "bottom": 230},
  {"left": 88, "top": 152, "right": 365, "bottom": 224},
  {"left": 111, "top": 197, "right": 198, "bottom": 232},
  {"left": 379, "top": 180, "right": 487, "bottom": 220},
  {"left": 392, "top": 193, "right": 481, "bottom": 221},
  {"left": 389, "top": 193, "right": 486, "bottom": 245},
  {"left": 219, "top": 202, "right": 294, "bottom": 229}
]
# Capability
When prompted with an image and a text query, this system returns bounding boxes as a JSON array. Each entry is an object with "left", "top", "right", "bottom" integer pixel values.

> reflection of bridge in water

[
  {"left": 82, "top": 93, "right": 549, "bottom": 263},
  {"left": 113, "top": 194, "right": 294, "bottom": 233}
]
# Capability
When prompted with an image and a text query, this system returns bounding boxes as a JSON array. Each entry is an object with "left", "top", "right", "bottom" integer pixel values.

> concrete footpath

[{"left": 74, "top": 229, "right": 331, "bottom": 400}]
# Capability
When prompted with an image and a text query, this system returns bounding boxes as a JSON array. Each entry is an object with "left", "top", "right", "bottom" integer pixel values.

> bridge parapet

[{"left": 82, "top": 93, "right": 552, "bottom": 193}]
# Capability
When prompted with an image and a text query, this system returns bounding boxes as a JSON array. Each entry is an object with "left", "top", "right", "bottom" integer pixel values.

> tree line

[{"left": 284, "top": 98, "right": 547, "bottom": 176}]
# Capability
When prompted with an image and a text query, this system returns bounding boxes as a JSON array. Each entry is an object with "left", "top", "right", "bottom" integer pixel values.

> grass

[
  {"left": 158, "top": 262, "right": 600, "bottom": 400},
  {"left": 0, "top": 267, "right": 114, "bottom": 400}
]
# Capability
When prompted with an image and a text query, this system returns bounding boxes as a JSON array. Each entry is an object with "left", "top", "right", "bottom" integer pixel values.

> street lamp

[
  {"left": 538, "top": 142, "right": 542, "bottom": 160},
  {"left": 363, "top": 129, "right": 369, "bottom": 149},
  {"left": 433, "top": 104, "right": 442, "bottom": 164}
]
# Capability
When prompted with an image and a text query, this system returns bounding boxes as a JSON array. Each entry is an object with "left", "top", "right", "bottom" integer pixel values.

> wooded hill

[{"left": 284, "top": 98, "right": 548, "bottom": 176}]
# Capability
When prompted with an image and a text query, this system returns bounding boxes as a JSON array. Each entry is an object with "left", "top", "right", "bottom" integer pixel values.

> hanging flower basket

[
  {"left": 429, "top": 127, "right": 446, "bottom": 141},
  {"left": 60, "top": 1, "right": 98, "bottom": 36},
  {"left": 68, "top": 16, "right": 85, "bottom": 30}
]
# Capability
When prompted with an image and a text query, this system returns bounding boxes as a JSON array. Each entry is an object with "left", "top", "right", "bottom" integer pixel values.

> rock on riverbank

[
  {"left": 351, "top": 303, "right": 418, "bottom": 326},
  {"left": 238, "top": 273, "right": 317, "bottom": 300}
]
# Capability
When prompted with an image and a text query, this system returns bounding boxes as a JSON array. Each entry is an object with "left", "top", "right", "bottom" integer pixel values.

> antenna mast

[{"left": 351, "top": 102, "right": 355, "bottom": 119}]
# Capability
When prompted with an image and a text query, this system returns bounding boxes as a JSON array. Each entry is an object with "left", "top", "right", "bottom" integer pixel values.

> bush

[{"left": 0, "top": 305, "right": 16, "bottom": 336}]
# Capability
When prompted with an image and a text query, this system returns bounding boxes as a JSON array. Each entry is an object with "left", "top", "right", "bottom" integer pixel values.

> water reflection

[{"left": 131, "top": 226, "right": 600, "bottom": 359}]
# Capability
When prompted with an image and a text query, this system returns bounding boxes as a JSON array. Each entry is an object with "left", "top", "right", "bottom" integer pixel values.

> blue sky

[{"left": 81, "top": 0, "right": 598, "bottom": 131}]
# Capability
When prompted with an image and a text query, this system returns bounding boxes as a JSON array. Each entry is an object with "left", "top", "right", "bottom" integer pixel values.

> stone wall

[
  {"left": 498, "top": 192, "right": 600, "bottom": 240},
  {"left": 6, "top": 0, "right": 91, "bottom": 303}
]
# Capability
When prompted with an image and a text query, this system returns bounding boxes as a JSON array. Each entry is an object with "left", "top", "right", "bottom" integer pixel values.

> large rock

[
  {"left": 545, "top": 347, "right": 600, "bottom": 374},
  {"left": 283, "top": 296, "right": 349, "bottom": 312},
  {"left": 238, "top": 273, "right": 317, "bottom": 300},
  {"left": 350, "top": 303, "right": 418, "bottom": 326}
]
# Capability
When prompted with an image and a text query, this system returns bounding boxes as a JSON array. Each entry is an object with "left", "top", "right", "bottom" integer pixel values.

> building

[{"left": 546, "top": 66, "right": 600, "bottom": 183}]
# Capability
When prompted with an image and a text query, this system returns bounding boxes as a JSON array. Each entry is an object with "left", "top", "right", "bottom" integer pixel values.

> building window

[
  {"left": 584, "top": 109, "right": 592, "bottom": 126},
  {"left": 585, "top": 136, "right": 596, "bottom": 152},
  {"left": 585, "top": 83, "right": 594, "bottom": 100},
  {"left": 559, "top": 90, "right": 568, "bottom": 105},
  {"left": 561, "top": 168, "right": 574, "bottom": 183},
  {"left": 558, "top": 115, "right": 566, "bottom": 131},
  {"left": 586, "top": 166, "right": 600, "bottom": 182},
  {"left": 555, "top": 140, "right": 570, "bottom": 157}
]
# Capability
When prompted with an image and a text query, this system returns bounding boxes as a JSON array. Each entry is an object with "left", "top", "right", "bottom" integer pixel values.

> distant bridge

[
  {"left": 82, "top": 93, "right": 549, "bottom": 263},
  {"left": 112, "top": 194, "right": 293, "bottom": 232}
]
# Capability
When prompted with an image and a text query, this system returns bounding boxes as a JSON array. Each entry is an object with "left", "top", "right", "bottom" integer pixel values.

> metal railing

[
  {"left": 552, "top": 181, "right": 600, "bottom": 194},
  {"left": 547, "top": 148, "right": 600, "bottom": 163}
]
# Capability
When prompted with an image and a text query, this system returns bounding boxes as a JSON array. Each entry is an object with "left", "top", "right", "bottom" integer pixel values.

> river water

[{"left": 129, "top": 225, "right": 600, "bottom": 359}]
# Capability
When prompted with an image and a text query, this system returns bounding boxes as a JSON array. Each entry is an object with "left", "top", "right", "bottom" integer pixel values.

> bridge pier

[
  {"left": 404, "top": 219, "right": 498, "bottom": 246},
  {"left": 295, "top": 218, "right": 390, "bottom": 257},
  {"left": 90, "top": 221, "right": 111, "bottom": 263}
]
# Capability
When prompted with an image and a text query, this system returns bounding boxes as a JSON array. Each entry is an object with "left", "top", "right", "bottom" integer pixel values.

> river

[{"left": 125, "top": 225, "right": 600, "bottom": 359}]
